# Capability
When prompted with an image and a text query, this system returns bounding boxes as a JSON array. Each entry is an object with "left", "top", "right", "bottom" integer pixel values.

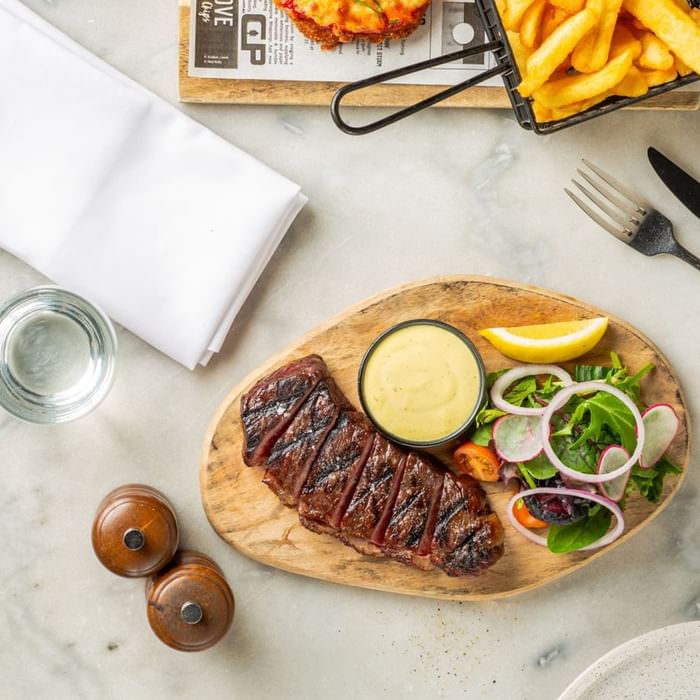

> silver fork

[{"left": 565, "top": 159, "right": 700, "bottom": 272}]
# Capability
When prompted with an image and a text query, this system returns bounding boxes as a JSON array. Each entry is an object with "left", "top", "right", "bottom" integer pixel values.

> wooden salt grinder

[
  {"left": 145, "top": 550, "right": 235, "bottom": 652},
  {"left": 91, "top": 484, "right": 179, "bottom": 578}
]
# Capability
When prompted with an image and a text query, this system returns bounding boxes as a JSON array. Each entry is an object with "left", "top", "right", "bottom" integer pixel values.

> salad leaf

[
  {"left": 470, "top": 423, "right": 493, "bottom": 446},
  {"left": 550, "top": 432, "right": 598, "bottom": 474},
  {"left": 477, "top": 370, "right": 566, "bottom": 427},
  {"left": 574, "top": 364, "right": 609, "bottom": 382},
  {"left": 518, "top": 467, "right": 537, "bottom": 490},
  {"left": 557, "top": 392, "right": 637, "bottom": 454},
  {"left": 547, "top": 504, "right": 612, "bottom": 554},
  {"left": 486, "top": 370, "right": 508, "bottom": 388},
  {"left": 574, "top": 352, "right": 654, "bottom": 405},
  {"left": 475, "top": 407, "right": 506, "bottom": 427},
  {"left": 504, "top": 376, "right": 537, "bottom": 406},
  {"left": 628, "top": 458, "right": 682, "bottom": 503},
  {"left": 518, "top": 454, "right": 558, "bottom": 481}
]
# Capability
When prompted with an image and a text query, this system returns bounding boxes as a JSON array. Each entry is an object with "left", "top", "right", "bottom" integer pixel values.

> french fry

[
  {"left": 638, "top": 32, "right": 675, "bottom": 71},
  {"left": 609, "top": 24, "right": 642, "bottom": 60},
  {"left": 550, "top": 0, "right": 585, "bottom": 12},
  {"left": 531, "top": 100, "right": 554, "bottom": 122},
  {"left": 588, "top": 0, "right": 624, "bottom": 70},
  {"left": 573, "top": 0, "right": 624, "bottom": 73},
  {"left": 622, "top": 0, "right": 700, "bottom": 74},
  {"left": 639, "top": 66, "right": 679, "bottom": 87},
  {"left": 541, "top": 6, "right": 571, "bottom": 40},
  {"left": 691, "top": 9, "right": 700, "bottom": 26},
  {"left": 675, "top": 56, "right": 693, "bottom": 78},
  {"left": 570, "top": 0, "right": 607, "bottom": 72},
  {"left": 668, "top": 0, "right": 691, "bottom": 12},
  {"left": 518, "top": 9, "right": 598, "bottom": 96},
  {"left": 549, "top": 92, "right": 610, "bottom": 120},
  {"left": 612, "top": 64, "right": 648, "bottom": 96},
  {"left": 507, "top": 29, "right": 534, "bottom": 76},
  {"left": 571, "top": 33, "right": 596, "bottom": 72},
  {"left": 495, "top": 0, "right": 508, "bottom": 16},
  {"left": 585, "top": 0, "right": 606, "bottom": 17},
  {"left": 520, "top": 0, "right": 547, "bottom": 48},
  {"left": 504, "top": 0, "right": 538, "bottom": 30},
  {"left": 532, "top": 49, "right": 634, "bottom": 108}
]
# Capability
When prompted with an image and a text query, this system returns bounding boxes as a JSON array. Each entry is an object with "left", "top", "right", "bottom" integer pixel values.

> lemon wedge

[{"left": 478, "top": 317, "right": 609, "bottom": 363}]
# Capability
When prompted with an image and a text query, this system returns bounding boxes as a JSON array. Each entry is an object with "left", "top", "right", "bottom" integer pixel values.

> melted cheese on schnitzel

[{"left": 282, "top": 0, "right": 429, "bottom": 36}]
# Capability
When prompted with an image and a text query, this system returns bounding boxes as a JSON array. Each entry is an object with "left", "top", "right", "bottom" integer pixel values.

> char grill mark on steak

[
  {"left": 298, "top": 411, "right": 375, "bottom": 535},
  {"left": 340, "top": 434, "right": 407, "bottom": 556},
  {"left": 262, "top": 377, "right": 349, "bottom": 507},
  {"left": 430, "top": 473, "right": 505, "bottom": 576},
  {"left": 240, "top": 355, "right": 328, "bottom": 466},
  {"left": 382, "top": 454, "right": 445, "bottom": 570}
]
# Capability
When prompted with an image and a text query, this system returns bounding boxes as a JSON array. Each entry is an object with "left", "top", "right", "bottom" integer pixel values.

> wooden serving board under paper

[
  {"left": 178, "top": 0, "right": 700, "bottom": 109},
  {"left": 201, "top": 277, "right": 690, "bottom": 600}
]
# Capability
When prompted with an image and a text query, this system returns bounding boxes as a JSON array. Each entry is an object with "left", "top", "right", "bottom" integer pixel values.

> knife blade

[{"left": 648, "top": 147, "right": 700, "bottom": 221}]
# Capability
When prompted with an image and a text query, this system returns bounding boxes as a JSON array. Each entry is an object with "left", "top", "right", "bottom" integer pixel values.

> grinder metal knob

[{"left": 145, "top": 550, "right": 234, "bottom": 652}]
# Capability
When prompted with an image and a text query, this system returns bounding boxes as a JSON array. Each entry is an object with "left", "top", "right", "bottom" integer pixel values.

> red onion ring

[
  {"left": 506, "top": 487, "right": 625, "bottom": 550},
  {"left": 540, "top": 381, "right": 644, "bottom": 484},
  {"left": 490, "top": 365, "right": 574, "bottom": 417}
]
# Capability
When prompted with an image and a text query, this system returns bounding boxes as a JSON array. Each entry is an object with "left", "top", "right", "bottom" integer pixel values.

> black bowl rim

[{"left": 357, "top": 318, "right": 487, "bottom": 449}]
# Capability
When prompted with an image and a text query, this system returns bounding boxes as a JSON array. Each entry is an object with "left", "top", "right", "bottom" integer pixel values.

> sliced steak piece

[
  {"left": 240, "top": 355, "right": 328, "bottom": 466},
  {"left": 430, "top": 472, "right": 504, "bottom": 577},
  {"left": 262, "top": 378, "right": 350, "bottom": 507},
  {"left": 382, "top": 453, "right": 444, "bottom": 570},
  {"left": 298, "top": 411, "right": 375, "bottom": 536},
  {"left": 340, "top": 434, "right": 407, "bottom": 556}
]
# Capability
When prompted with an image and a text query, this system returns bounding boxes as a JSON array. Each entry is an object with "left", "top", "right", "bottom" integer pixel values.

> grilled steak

[
  {"left": 340, "top": 434, "right": 407, "bottom": 556},
  {"left": 240, "top": 355, "right": 328, "bottom": 466},
  {"left": 240, "top": 356, "right": 505, "bottom": 578},
  {"left": 298, "top": 411, "right": 375, "bottom": 535},
  {"left": 382, "top": 453, "right": 445, "bottom": 570},
  {"left": 430, "top": 473, "right": 505, "bottom": 577},
  {"left": 262, "top": 378, "right": 349, "bottom": 507}
]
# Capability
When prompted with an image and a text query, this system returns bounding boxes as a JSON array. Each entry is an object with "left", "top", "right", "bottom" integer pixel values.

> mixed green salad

[{"left": 454, "top": 353, "right": 682, "bottom": 554}]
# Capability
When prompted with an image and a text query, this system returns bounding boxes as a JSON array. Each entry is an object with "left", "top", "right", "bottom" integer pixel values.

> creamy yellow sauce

[{"left": 361, "top": 323, "right": 483, "bottom": 443}]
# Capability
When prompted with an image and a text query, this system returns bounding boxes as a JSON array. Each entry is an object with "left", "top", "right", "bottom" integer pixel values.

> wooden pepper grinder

[
  {"left": 92, "top": 484, "right": 179, "bottom": 578},
  {"left": 145, "top": 550, "right": 235, "bottom": 652}
]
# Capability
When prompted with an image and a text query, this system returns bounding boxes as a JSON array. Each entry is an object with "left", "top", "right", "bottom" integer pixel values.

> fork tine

[
  {"left": 576, "top": 169, "right": 642, "bottom": 224},
  {"left": 564, "top": 188, "right": 631, "bottom": 243},
  {"left": 581, "top": 159, "right": 647, "bottom": 214},
  {"left": 572, "top": 179, "right": 636, "bottom": 231}
]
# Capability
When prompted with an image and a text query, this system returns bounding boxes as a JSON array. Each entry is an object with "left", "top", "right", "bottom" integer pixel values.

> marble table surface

[{"left": 2, "top": 1, "right": 700, "bottom": 698}]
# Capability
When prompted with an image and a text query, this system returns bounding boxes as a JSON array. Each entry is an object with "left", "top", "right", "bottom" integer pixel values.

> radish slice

[
  {"left": 490, "top": 365, "right": 574, "bottom": 417},
  {"left": 540, "top": 381, "right": 644, "bottom": 484},
  {"left": 493, "top": 414, "right": 543, "bottom": 462},
  {"left": 597, "top": 446, "right": 630, "bottom": 502},
  {"left": 506, "top": 487, "right": 625, "bottom": 550},
  {"left": 640, "top": 403, "right": 679, "bottom": 469}
]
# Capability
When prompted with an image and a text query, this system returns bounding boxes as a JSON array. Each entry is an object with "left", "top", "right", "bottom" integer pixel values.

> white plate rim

[{"left": 558, "top": 620, "right": 700, "bottom": 700}]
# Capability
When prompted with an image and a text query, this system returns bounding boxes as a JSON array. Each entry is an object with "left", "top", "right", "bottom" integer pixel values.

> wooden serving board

[
  {"left": 201, "top": 277, "right": 690, "bottom": 600},
  {"left": 178, "top": 0, "right": 700, "bottom": 110}
]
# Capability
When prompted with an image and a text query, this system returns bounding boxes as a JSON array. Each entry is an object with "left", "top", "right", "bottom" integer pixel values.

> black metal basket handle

[{"left": 331, "top": 40, "right": 509, "bottom": 135}]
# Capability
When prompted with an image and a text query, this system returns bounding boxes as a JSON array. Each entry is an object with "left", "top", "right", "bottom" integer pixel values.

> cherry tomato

[
  {"left": 453, "top": 442, "right": 500, "bottom": 482},
  {"left": 513, "top": 498, "right": 548, "bottom": 529}
]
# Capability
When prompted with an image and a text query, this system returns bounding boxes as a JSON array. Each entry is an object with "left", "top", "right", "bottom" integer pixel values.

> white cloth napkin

[{"left": 0, "top": 0, "right": 307, "bottom": 369}]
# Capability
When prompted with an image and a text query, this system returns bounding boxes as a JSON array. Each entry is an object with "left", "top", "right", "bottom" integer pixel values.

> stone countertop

[{"left": 2, "top": 2, "right": 699, "bottom": 698}]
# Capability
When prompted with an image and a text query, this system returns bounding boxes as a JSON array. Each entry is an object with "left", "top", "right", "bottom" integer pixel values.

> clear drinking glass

[{"left": 0, "top": 286, "right": 117, "bottom": 424}]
